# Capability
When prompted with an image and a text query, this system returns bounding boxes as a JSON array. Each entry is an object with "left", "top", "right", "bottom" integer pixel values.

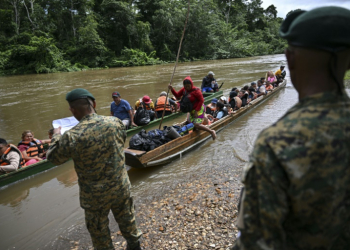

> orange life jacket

[
  {"left": 18, "top": 138, "right": 44, "bottom": 158},
  {"left": 155, "top": 96, "right": 171, "bottom": 112},
  {"left": 0, "top": 144, "right": 26, "bottom": 169}
]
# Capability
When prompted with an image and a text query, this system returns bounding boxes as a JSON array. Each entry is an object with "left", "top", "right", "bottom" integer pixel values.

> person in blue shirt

[{"left": 110, "top": 91, "right": 137, "bottom": 128}]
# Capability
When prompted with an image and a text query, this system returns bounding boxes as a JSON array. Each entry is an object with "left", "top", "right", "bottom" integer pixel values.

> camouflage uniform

[
  {"left": 234, "top": 91, "right": 350, "bottom": 250},
  {"left": 47, "top": 114, "right": 142, "bottom": 250}
]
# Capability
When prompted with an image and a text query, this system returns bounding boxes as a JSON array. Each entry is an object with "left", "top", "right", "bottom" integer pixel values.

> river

[{"left": 0, "top": 54, "right": 346, "bottom": 249}]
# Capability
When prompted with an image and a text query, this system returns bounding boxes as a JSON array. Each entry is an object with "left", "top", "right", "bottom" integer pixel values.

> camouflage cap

[
  {"left": 280, "top": 6, "right": 350, "bottom": 51},
  {"left": 66, "top": 88, "right": 95, "bottom": 102}
]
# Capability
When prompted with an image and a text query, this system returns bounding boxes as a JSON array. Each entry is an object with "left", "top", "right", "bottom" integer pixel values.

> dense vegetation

[{"left": 0, "top": 0, "right": 288, "bottom": 75}]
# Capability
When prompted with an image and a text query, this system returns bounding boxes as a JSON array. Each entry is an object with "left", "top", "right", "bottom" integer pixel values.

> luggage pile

[{"left": 129, "top": 123, "right": 195, "bottom": 151}]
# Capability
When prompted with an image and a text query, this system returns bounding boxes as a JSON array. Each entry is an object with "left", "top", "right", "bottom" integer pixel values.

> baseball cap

[
  {"left": 142, "top": 95, "right": 151, "bottom": 104},
  {"left": 112, "top": 91, "right": 120, "bottom": 97},
  {"left": 220, "top": 96, "right": 227, "bottom": 102},
  {"left": 211, "top": 98, "right": 218, "bottom": 104},
  {"left": 208, "top": 71, "right": 215, "bottom": 76}
]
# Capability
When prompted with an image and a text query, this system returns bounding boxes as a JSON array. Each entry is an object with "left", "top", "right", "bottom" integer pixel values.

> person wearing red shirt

[{"left": 169, "top": 76, "right": 216, "bottom": 140}]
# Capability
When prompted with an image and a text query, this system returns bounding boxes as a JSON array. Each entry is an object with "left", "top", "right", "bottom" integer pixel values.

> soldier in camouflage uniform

[
  {"left": 47, "top": 88, "right": 142, "bottom": 250},
  {"left": 233, "top": 7, "right": 350, "bottom": 250}
]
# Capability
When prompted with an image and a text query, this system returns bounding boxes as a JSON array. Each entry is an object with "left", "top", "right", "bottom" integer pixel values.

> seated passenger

[
  {"left": 18, "top": 130, "right": 46, "bottom": 166},
  {"left": 231, "top": 87, "right": 240, "bottom": 95},
  {"left": 248, "top": 87, "right": 257, "bottom": 102},
  {"left": 155, "top": 91, "right": 177, "bottom": 118},
  {"left": 135, "top": 95, "right": 155, "bottom": 121},
  {"left": 266, "top": 71, "right": 277, "bottom": 85},
  {"left": 218, "top": 96, "right": 228, "bottom": 105},
  {"left": 238, "top": 90, "right": 249, "bottom": 107},
  {"left": 242, "top": 85, "right": 249, "bottom": 91},
  {"left": 0, "top": 138, "right": 26, "bottom": 174},
  {"left": 261, "top": 77, "right": 266, "bottom": 84},
  {"left": 265, "top": 81, "right": 274, "bottom": 91},
  {"left": 135, "top": 95, "right": 155, "bottom": 111},
  {"left": 250, "top": 82, "right": 257, "bottom": 92},
  {"left": 256, "top": 80, "right": 267, "bottom": 97},
  {"left": 275, "top": 65, "right": 286, "bottom": 81},
  {"left": 206, "top": 98, "right": 217, "bottom": 116},
  {"left": 110, "top": 91, "right": 137, "bottom": 128},
  {"left": 215, "top": 102, "right": 228, "bottom": 119},
  {"left": 201, "top": 71, "right": 217, "bottom": 93},
  {"left": 228, "top": 91, "right": 242, "bottom": 110},
  {"left": 207, "top": 102, "right": 228, "bottom": 122}
]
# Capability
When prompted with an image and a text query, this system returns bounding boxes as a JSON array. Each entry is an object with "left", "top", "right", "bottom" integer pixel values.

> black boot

[{"left": 126, "top": 242, "right": 142, "bottom": 250}]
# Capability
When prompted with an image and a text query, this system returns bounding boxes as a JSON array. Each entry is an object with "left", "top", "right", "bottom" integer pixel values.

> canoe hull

[
  {"left": 125, "top": 80, "right": 287, "bottom": 168},
  {"left": 0, "top": 91, "right": 222, "bottom": 188},
  {"left": 126, "top": 90, "right": 223, "bottom": 136},
  {"left": 0, "top": 160, "right": 56, "bottom": 188}
]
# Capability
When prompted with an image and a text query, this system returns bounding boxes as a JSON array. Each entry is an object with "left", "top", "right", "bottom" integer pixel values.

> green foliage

[
  {"left": 71, "top": 15, "right": 109, "bottom": 67},
  {"left": 0, "top": 0, "right": 288, "bottom": 75},
  {"left": 111, "top": 47, "right": 162, "bottom": 67},
  {"left": 1, "top": 35, "right": 79, "bottom": 74}
]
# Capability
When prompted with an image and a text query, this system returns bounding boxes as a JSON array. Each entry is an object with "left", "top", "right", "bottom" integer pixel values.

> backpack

[
  {"left": 134, "top": 103, "right": 151, "bottom": 126},
  {"left": 180, "top": 90, "right": 193, "bottom": 113}
]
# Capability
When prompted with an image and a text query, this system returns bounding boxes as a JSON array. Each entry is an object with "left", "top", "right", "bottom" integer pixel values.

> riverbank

[{"left": 53, "top": 159, "right": 244, "bottom": 250}]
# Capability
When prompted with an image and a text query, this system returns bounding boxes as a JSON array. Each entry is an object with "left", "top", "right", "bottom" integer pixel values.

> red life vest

[
  {"left": 18, "top": 138, "right": 44, "bottom": 157},
  {"left": 0, "top": 144, "right": 26, "bottom": 169},
  {"left": 155, "top": 96, "right": 171, "bottom": 111}
]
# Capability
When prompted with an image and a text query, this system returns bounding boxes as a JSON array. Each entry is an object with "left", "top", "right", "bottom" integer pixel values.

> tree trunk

[
  {"left": 23, "top": 0, "right": 36, "bottom": 31},
  {"left": 8, "top": 0, "right": 21, "bottom": 35},
  {"left": 70, "top": 0, "right": 76, "bottom": 38},
  {"left": 30, "top": 0, "right": 34, "bottom": 14}
]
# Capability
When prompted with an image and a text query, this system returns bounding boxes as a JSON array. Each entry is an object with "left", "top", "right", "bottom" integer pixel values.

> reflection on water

[{"left": 1, "top": 54, "right": 298, "bottom": 249}]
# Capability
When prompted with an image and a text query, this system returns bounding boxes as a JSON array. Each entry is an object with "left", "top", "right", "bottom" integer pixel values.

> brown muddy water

[{"left": 1, "top": 55, "right": 347, "bottom": 249}]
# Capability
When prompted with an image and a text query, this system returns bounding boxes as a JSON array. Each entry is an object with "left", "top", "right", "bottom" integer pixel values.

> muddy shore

[{"left": 53, "top": 158, "right": 244, "bottom": 250}]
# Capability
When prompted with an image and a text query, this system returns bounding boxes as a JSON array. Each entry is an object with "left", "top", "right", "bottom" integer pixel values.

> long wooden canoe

[
  {"left": 124, "top": 80, "right": 287, "bottom": 168},
  {"left": 0, "top": 91, "right": 222, "bottom": 188},
  {"left": 126, "top": 90, "right": 223, "bottom": 137}
]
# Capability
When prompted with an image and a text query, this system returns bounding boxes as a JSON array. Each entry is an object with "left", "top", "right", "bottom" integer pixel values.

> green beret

[
  {"left": 280, "top": 6, "right": 350, "bottom": 51},
  {"left": 66, "top": 88, "right": 95, "bottom": 102}
]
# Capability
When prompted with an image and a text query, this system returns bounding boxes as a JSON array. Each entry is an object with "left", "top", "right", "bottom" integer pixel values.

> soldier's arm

[
  {"left": 46, "top": 133, "right": 72, "bottom": 165},
  {"left": 234, "top": 143, "right": 289, "bottom": 250}
]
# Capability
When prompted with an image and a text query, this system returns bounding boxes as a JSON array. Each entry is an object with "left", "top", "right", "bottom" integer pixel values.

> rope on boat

[{"left": 159, "top": 0, "right": 191, "bottom": 130}]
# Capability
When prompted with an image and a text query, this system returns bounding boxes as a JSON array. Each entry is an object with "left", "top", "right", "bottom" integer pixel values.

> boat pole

[{"left": 159, "top": 0, "right": 190, "bottom": 130}]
